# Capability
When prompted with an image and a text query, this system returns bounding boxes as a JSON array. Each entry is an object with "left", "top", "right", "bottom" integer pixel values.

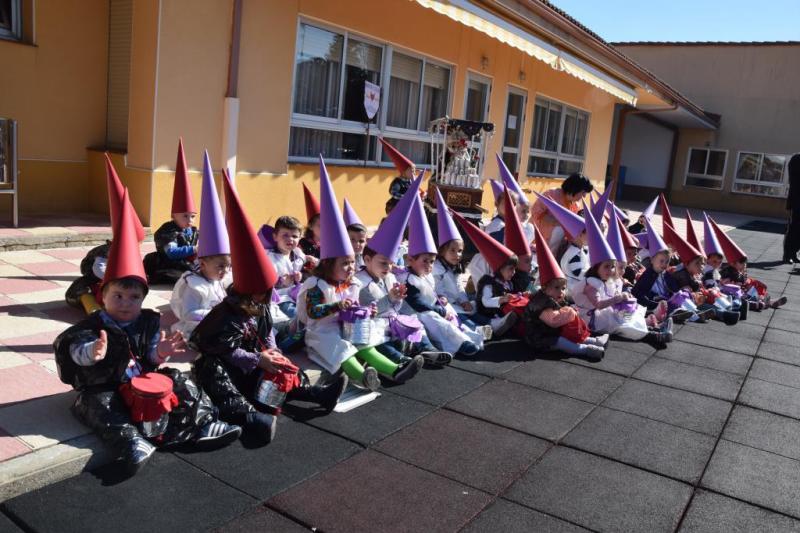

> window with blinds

[
  {"left": 106, "top": 0, "right": 133, "bottom": 150},
  {"left": 527, "top": 96, "right": 589, "bottom": 178},
  {"left": 289, "top": 20, "right": 452, "bottom": 165}
]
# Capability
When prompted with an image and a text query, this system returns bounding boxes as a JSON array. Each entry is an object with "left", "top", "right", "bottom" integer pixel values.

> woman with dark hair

[
  {"left": 784, "top": 154, "right": 800, "bottom": 264},
  {"left": 531, "top": 172, "right": 594, "bottom": 246}
]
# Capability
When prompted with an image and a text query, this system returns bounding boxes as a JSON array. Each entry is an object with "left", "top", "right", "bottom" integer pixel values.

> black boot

[
  {"left": 244, "top": 412, "right": 277, "bottom": 445},
  {"left": 287, "top": 372, "right": 349, "bottom": 413},
  {"left": 722, "top": 310, "right": 740, "bottom": 326},
  {"left": 739, "top": 302, "right": 748, "bottom": 321}
]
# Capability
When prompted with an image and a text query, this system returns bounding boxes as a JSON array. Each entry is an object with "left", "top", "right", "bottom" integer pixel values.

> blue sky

[{"left": 550, "top": 0, "right": 800, "bottom": 43}]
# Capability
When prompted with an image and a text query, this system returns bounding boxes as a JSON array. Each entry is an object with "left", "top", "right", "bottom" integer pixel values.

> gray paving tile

[
  {"left": 607, "top": 339, "right": 658, "bottom": 355},
  {"left": 750, "top": 358, "right": 800, "bottom": 389},
  {"left": 657, "top": 341, "right": 752, "bottom": 376},
  {"left": 633, "top": 357, "right": 743, "bottom": 401},
  {"left": 215, "top": 506, "right": 310, "bottom": 532},
  {"left": 463, "top": 499, "right": 590, "bottom": 533},
  {"left": 679, "top": 489, "right": 800, "bottom": 533},
  {"left": 565, "top": 343, "right": 651, "bottom": 376},
  {"left": 723, "top": 405, "right": 800, "bottom": 461},
  {"left": 382, "top": 365, "right": 489, "bottom": 407},
  {"left": 757, "top": 341, "right": 800, "bottom": 366},
  {"left": 563, "top": 406, "right": 715, "bottom": 483},
  {"left": 740, "top": 377, "right": 800, "bottom": 420},
  {"left": 506, "top": 359, "right": 624, "bottom": 404},
  {"left": 674, "top": 325, "right": 761, "bottom": 355},
  {"left": 768, "top": 310, "right": 800, "bottom": 332},
  {"left": 505, "top": 446, "right": 693, "bottom": 532},
  {"left": 680, "top": 319, "right": 765, "bottom": 340},
  {"left": 741, "top": 307, "right": 774, "bottom": 326},
  {"left": 603, "top": 379, "right": 732, "bottom": 436},
  {"left": 374, "top": 410, "right": 549, "bottom": 494},
  {"left": 447, "top": 380, "right": 593, "bottom": 441},
  {"left": 450, "top": 339, "right": 528, "bottom": 377},
  {"left": 764, "top": 328, "right": 800, "bottom": 348},
  {"left": 703, "top": 439, "right": 800, "bottom": 518}
]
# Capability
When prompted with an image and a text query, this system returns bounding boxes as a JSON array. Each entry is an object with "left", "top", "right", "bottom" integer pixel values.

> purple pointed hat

[
  {"left": 342, "top": 199, "right": 363, "bottom": 227},
  {"left": 584, "top": 201, "right": 616, "bottom": 267},
  {"left": 605, "top": 208, "right": 626, "bottom": 262},
  {"left": 533, "top": 191, "right": 585, "bottom": 239},
  {"left": 591, "top": 187, "right": 611, "bottom": 223},
  {"left": 642, "top": 196, "right": 658, "bottom": 219},
  {"left": 702, "top": 212, "right": 724, "bottom": 257},
  {"left": 635, "top": 232, "right": 649, "bottom": 248},
  {"left": 367, "top": 172, "right": 424, "bottom": 258},
  {"left": 197, "top": 150, "right": 230, "bottom": 257},
  {"left": 408, "top": 195, "right": 437, "bottom": 256},
  {"left": 489, "top": 179, "right": 504, "bottom": 202},
  {"left": 644, "top": 216, "right": 669, "bottom": 256},
  {"left": 318, "top": 155, "right": 354, "bottom": 259},
  {"left": 607, "top": 200, "right": 629, "bottom": 223},
  {"left": 496, "top": 154, "right": 528, "bottom": 205},
  {"left": 435, "top": 187, "right": 460, "bottom": 247}
]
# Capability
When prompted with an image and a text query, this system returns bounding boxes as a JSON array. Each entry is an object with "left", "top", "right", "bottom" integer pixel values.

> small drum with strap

[
  {"left": 501, "top": 293, "right": 530, "bottom": 337},
  {"left": 118, "top": 372, "right": 179, "bottom": 439}
]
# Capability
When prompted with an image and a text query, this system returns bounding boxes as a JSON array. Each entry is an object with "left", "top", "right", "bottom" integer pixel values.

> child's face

[
  {"left": 544, "top": 279, "right": 567, "bottom": 301},
  {"left": 275, "top": 228, "right": 301, "bottom": 255},
  {"left": 598, "top": 260, "right": 616, "bottom": 281},
  {"left": 103, "top": 283, "right": 145, "bottom": 323},
  {"left": 441, "top": 240, "right": 464, "bottom": 266},
  {"left": 734, "top": 259, "right": 747, "bottom": 272},
  {"left": 199, "top": 255, "right": 232, "bottom": 281},
  {"left": 625, "top": 247, "right": 638, "bottom": 264},
  {"left": 311, "top": 217, "right": 321, "bottom": 240},
  {"left": 173, "top": 212, "right": 196, "bottom": 229},
  {"left": 651, "top": 251, "right": 669, "bottom": 272},
  {"left": 517, "top": 254, "right": 532, "bottom": 273},
  {"left": 515, "top": 201, "right": 530, "bottom": 223},
  {"left": 332, "top": 255, "right": 356, "bottom": 283},
  {"left": 407, "top": 253, "right": 436, "bottom": 275},
  {"left": 402, "top": 166, "right": 416, "bottom": 179},
  {"left": 686, "top": 256, "right": 705, "bottom": 276},
  {"left": 349, "top": 230, "right": 367, "bottom": 255},
  {"left": 364, "top": 252, "right": 392, "bottom": 279},
  {"left": 638, "top": 215, "right": 645, "bottom": 225},
  {"left": 615, "top": 260, "right": 626, "bottom": 277},
  {"left": 499, "top": 264, "right": 516, "bottom": 281},
  {"left": 707, "top": 254, "right": 723, "bottom": 269}
]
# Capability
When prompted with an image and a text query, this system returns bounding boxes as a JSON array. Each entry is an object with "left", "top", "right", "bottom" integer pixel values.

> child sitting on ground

[
  {"left": 700, "top": 213, "right": 747, "bottom": 319},
  {"left": 55, "top": 191, "right": 239, "bottom": 476},
  {"left": 144, "top": 140, "right": 199, "bottom": 284},
  {"left": 523, "top": 224, "right": 606, "bottom": 361},
  {"left": 266, "top": 216, "right": 307, "bottom": 319},
  {"left": 346, "top": 222, "right": 368, "bottom": 272},
  {"left": 380, "top": 138, "right": 417, "bottom": 206},
  {"left": 65, "top": 241, "right": 110, "bottom": 315},
  {"left": 533, "top": 191, "right": 588, "bottom": 298}
]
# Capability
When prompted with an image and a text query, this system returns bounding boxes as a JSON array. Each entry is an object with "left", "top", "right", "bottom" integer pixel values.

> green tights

[{"left": 340, "top": 347, "right": 398, "bottom": 380}]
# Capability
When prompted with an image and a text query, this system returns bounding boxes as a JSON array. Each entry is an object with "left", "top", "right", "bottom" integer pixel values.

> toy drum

[{"left": 119, "top": 372, "right": 178, "bottom": 438}]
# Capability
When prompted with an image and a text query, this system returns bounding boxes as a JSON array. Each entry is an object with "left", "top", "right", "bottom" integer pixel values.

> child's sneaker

[
  {"left": 123, "top": 436, "right": 156, "bottom": 476},
  {"left": 479, "top": 325, "right": 493, "bottom": 341},
  {"left": 670, "top": 309, "right": 694, "bottom": 323},
  {"left": 244, "top": 412, "right": 277, "bottom": 445},
  {"left": 195, "top": 421, "right": 242, "bottom": 450},
  {"left": 358, "top": 367, "right": 381, "bottom": 391},
  {"left": 391, "top": 355, "right": 424, "bottom": 383},
  {"left": 696, "top": 308, "right": 716, "bottom": 323},
  {"left": 660, "top": 317, "right": 674, "bottom": 334},
  {"left": 491, "top": 313, "right": 518, "bottom": 337},
  {"left": 585, "top": 334, "right": 609, "bottom": 347},
  {"left": 771, "top": 296, "right": 788, "bottom": 309},
  {"left": 580, "top": 344, "right": 604, "bottom": 362},
  {"left": 457, "top": 341, "right": 480, "bottom": 357},
  {"left": 721, "top": 310, "right": 740, "bottom": 326},
  {"left": 420, "top": 350, "right": 453, "bottom": 366}
]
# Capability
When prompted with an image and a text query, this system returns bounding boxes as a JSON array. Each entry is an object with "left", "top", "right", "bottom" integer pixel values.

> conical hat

[
  {"left": 591, "top": 187, "right": 611, "bottom": 223},
  {"left": 502, "top": 186, "right": 531, "bottom": 257},
  {"left": 103, "top": 189, "right": 147, "bottom": 289},
  {"left": 642, "top": 196, "right": 658, "bottom": 219},
  {"left": 708, "top": 215, "right": 747, "bottom": 263},
  {"left": 685, "top": 210, "right": 701, "bottom": 251},
  {"left": 702, "top": 212, "right": 724, "bottom": 258},
  {"left": 584, "top": 202, "right": 616, "bottom": 267},
  {"left": 435, "top": 187, "right": 460, "bottom": 247},
  {"left": 533, "top": 222, "right": 565, "bottom": 286},
  {"left": 452, "top": 210, "right": 514, "bottom": 273},
  {"left": 408, "top": 195, "right": 437, "bottom": 256},
  {"left": 663, "top": 221, "right": 703, "bottom": 265},
  {"left": 171, "top": 138, "right": 197, "bottom": 214},
  {"left": 104, "top": 153, "right": 145, "bottom": 242},
  {"left": 342, "top": 199, "right": 363, "bottom": 227},
  {"left": 197, "top": 150, "right": 230, "bottom": 257},
  {"left": 643, "top": 216, "right": 669, "bottom": 256},
  {"left": 496, "top": 154, "right": 528, "bottom": 205},
  {"left": 607, "top": 200, "right": 629, "bottom": 223},
  {"left": 617, "top": 215, "right": 639, "bottom": 250},
  {"left": 658, "top": 193, "right": 674, "bottom": 233},
  {"left": 533, "top": 191, "right": 585, "bottom": 239},
  {"left": 489, "top": 179, "right": 504, "bottom": 202},
  {"left": 222, "top": 169, "right": 278, "bottom": 294},
  {"left": 379, "top": 137, "right": 413, "bottom": 173},
  {"left": 367, "top": 172, "right": 423, "bottom": 258},
  {"left": 318, "top": 156, "right": 354, "bottom": 260},
  {"left": 302, "top": 182, "right": 321, "bottom": 223},
  {"left": 606, "top": 208, "right": 627, "bottom": 262}
]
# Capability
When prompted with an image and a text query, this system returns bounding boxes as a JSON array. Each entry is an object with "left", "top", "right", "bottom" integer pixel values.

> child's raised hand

[
  {"left": 156, "top": 331, "right": 187, "bottom": 363},
  {"left": 389, "top": 283, "right": 406, "bottom": 301},
  {"left": 92, "top": 330, "right": 108, "bottom": 362},
  {"left": 339, "top": 299, "right": 355, "bottom": 310}
]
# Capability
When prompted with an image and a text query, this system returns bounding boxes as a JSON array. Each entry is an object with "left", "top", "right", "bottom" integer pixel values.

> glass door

[{"left": 501, "top": 87, "right": 527, "bottom": 173}]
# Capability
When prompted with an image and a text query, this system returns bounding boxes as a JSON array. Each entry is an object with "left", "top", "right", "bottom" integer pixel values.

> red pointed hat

[
  {"left": 658, "top": 193, "right": 673, "bottom": 233},
  {"left": 685, "top": 210, "right": 702, "bottom": 251},
  {"left": 104, "top": 153, "right": 145, "bottom": 242},
  {"left": 302, "top": 182, "right": 321, "bottom": 223},
  {"left": 379, "top": 137, "right": 413, "bottom": 174},
  {"left": 103, "top": 188, "right": 147, "bottom": 289},
  {"left": 708, "top": 216, "right": 747, "bottom": 263},
  {"left": 222, "top": 168, "right": 278, "bottom": 294},
  {"left": 663, "top": 221, "right": 703, "bottom": 265},
  {"left": 452, "top": 210, "right": 514, "bottom": 273},
  {"left": 502, "top": 186, "right": 531, "bottom": 257},
  {"left": 617, "top": 215, "right": 639, "bottom": 250},
  {"left": 533, "top": 222, "right": 564, "bottom": 286},
  {"left": 171, "top": 138, "right": 197, "bottom": 214}
]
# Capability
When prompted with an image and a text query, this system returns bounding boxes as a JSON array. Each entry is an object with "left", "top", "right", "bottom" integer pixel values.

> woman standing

[
  {"left": 531, "top": 173, "right": 594, "bottom": 250},
  {"left": 784, "top": 154, "right": 800, "bottom": 264}
]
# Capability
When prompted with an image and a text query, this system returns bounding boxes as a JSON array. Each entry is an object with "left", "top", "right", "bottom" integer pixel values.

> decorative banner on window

[{"left": 364, "top": 81, "right": 381, "bottom": 120}]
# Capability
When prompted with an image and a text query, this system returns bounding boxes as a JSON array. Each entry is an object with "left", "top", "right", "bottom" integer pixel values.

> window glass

[
  {"left": 421, "top": 62, "right": 449, "bottom": 128},
  {"left": 293, "top": 24, "right": 343, "bottom": 118},
  {"left": 387, "top": 53, "right": 422, "bottom": 130},
  {"left": 289, "top": 127, "right": 375, "bottom": 161},
  {"left": 465, "top": 78, "right": 490, "bottom": 122},
  {"left": 342, "top": 39, "right": 382, "bottom": 123}
]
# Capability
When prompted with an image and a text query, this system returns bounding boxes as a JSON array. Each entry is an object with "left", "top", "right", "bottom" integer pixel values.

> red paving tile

[
  {"left": 17, "top": 261, "right": 78, "bottom": 276},
  {"left": 0, "top": 428, "right": 32, "bottom": 461},
  {"left": 0, "top": 363, "right": 71, "bottom": 406},
  {"left": 41, "top": 248, "right": 92, "bottom": 260},
  {"left": 0, "top": 228, "right": 29, "bottom": 237},
  {"left": 0, "top": 278, "right": 61, "bottom": 295},
  {"left": 1, "top": 331, "right": 59, "bottom": 362}
]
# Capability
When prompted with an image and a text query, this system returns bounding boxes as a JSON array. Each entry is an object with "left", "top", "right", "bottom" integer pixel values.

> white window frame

[
  {"left": 683, "top": 147, "right": 728, "bottom": 191},
  {"left": 0, "top": 0, "right": 22, "bottom": 41},
  {"left": 463, "top": 71, "right": 492, "bottom": 123},
  {"left": 288, "top": 18, "right": 453, "bottom": 167},
  {"left": 500, "top": 84, "right": 527, "bottom": 174},
  {"left": 526, "top": 94, "right": 591, "bottom": 179},
  {"left": 732, "top": 151, "right": 789, "bottom": 198}
]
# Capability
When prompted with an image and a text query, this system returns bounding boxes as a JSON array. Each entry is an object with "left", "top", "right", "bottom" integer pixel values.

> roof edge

[{"left": 612, "top": 41, "right": 800, "bottom": 47}]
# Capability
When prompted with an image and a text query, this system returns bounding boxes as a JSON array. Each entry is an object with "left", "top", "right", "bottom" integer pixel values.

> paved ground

[{"left": 0, "top": 212, "right": 799, "bottom": 531}]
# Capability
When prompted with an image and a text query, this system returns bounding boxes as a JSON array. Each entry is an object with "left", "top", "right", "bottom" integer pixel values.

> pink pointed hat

[
  {"left": 708, "top": 215, "right": 747, "bottom": 263},
  {"left": 591, "top": 187, "right": 611, "bottom": 223},
  {"left": 642, "top": 196, "right": 658, "bottom": 219},
  {"left": 435, "top": 187, "right": 461, "bottom": 247},
  {"left": 318, "top": 155, "right": 354, "bottom": 259},
  {"left": 702, "top": 212, "right": 724, "bottom": 257},
  {"left": 197, "top": 150, "right": 230, "bottom": 258},
  {"left": 685, "top": 210, "right": 702, "bottom": 251},
  {"left": 533, "top": 191, "right": 585, "bottom": 239},
  {"left": 489, "top": 179, "right": 505, "bottom": 202},
  {"left": 342, "top": 199, "right": 363, "bottom": 227},
  {"left": 584, "top": 201, "right": 616, "bottom": 267},
  {"left": 367, "top": 172, "right": 424, "bottom": 258},
  {"left": 408, "top": 195, "right": 437, "bottom": 256},
  {"left": 605, "top": 208, "right": 627, "bottom": 262},
  {"left": 658, "top": 193, "right": 674, "bottom": 232},
  {"left": 171, "top": 138, "right": 197, "bottom": 214},
  {"left": 644, "top": 216, "right": 669, "bottom": 256},
  {"left": 496, "top": 154, "right": 528, "bottom": 205}
]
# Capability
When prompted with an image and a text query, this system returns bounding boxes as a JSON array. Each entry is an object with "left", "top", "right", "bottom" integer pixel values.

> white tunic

[
  {"left": 560, "top": 244, "right": 590, "bottom": 298},
  {"left": 355, "top": 270, "right": 402, "bottom": 318},
  {"left": 170, "top": 270, "right": 229, "bottom": 339},
  {"left": 267, "top": 249, "right": 306, "bottom": 303},
  {"left": 484, "top": 216, "right": 504, "bottom": 235},
  {"left": 432, "top": 260, "right": 475, "bottom": 315},
  {"left": 572, "top": 277, "right": 648, "bottom": 340}
]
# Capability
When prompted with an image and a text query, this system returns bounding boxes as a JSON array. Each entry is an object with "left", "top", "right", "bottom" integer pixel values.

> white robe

[
  {"left": 399, "top": 271, "right": 484, "bottom": 354},
  {"left": 467, "top": 253, "right": 491, "bottom": 291},
  {"left": 432, "top": 260, "right": 475, "bottom": 315},
  {"left": 572, "top": 277, "right": 648, "bottom": 340},
  {"left": 169, "top": 270, "right": 230, "bottom": 339},
  {"left": 560, "top": 244, "right": 590, "bottom": 298},
  {"left": 267, "top": 249, "right": 306, "bottom": 303}
]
